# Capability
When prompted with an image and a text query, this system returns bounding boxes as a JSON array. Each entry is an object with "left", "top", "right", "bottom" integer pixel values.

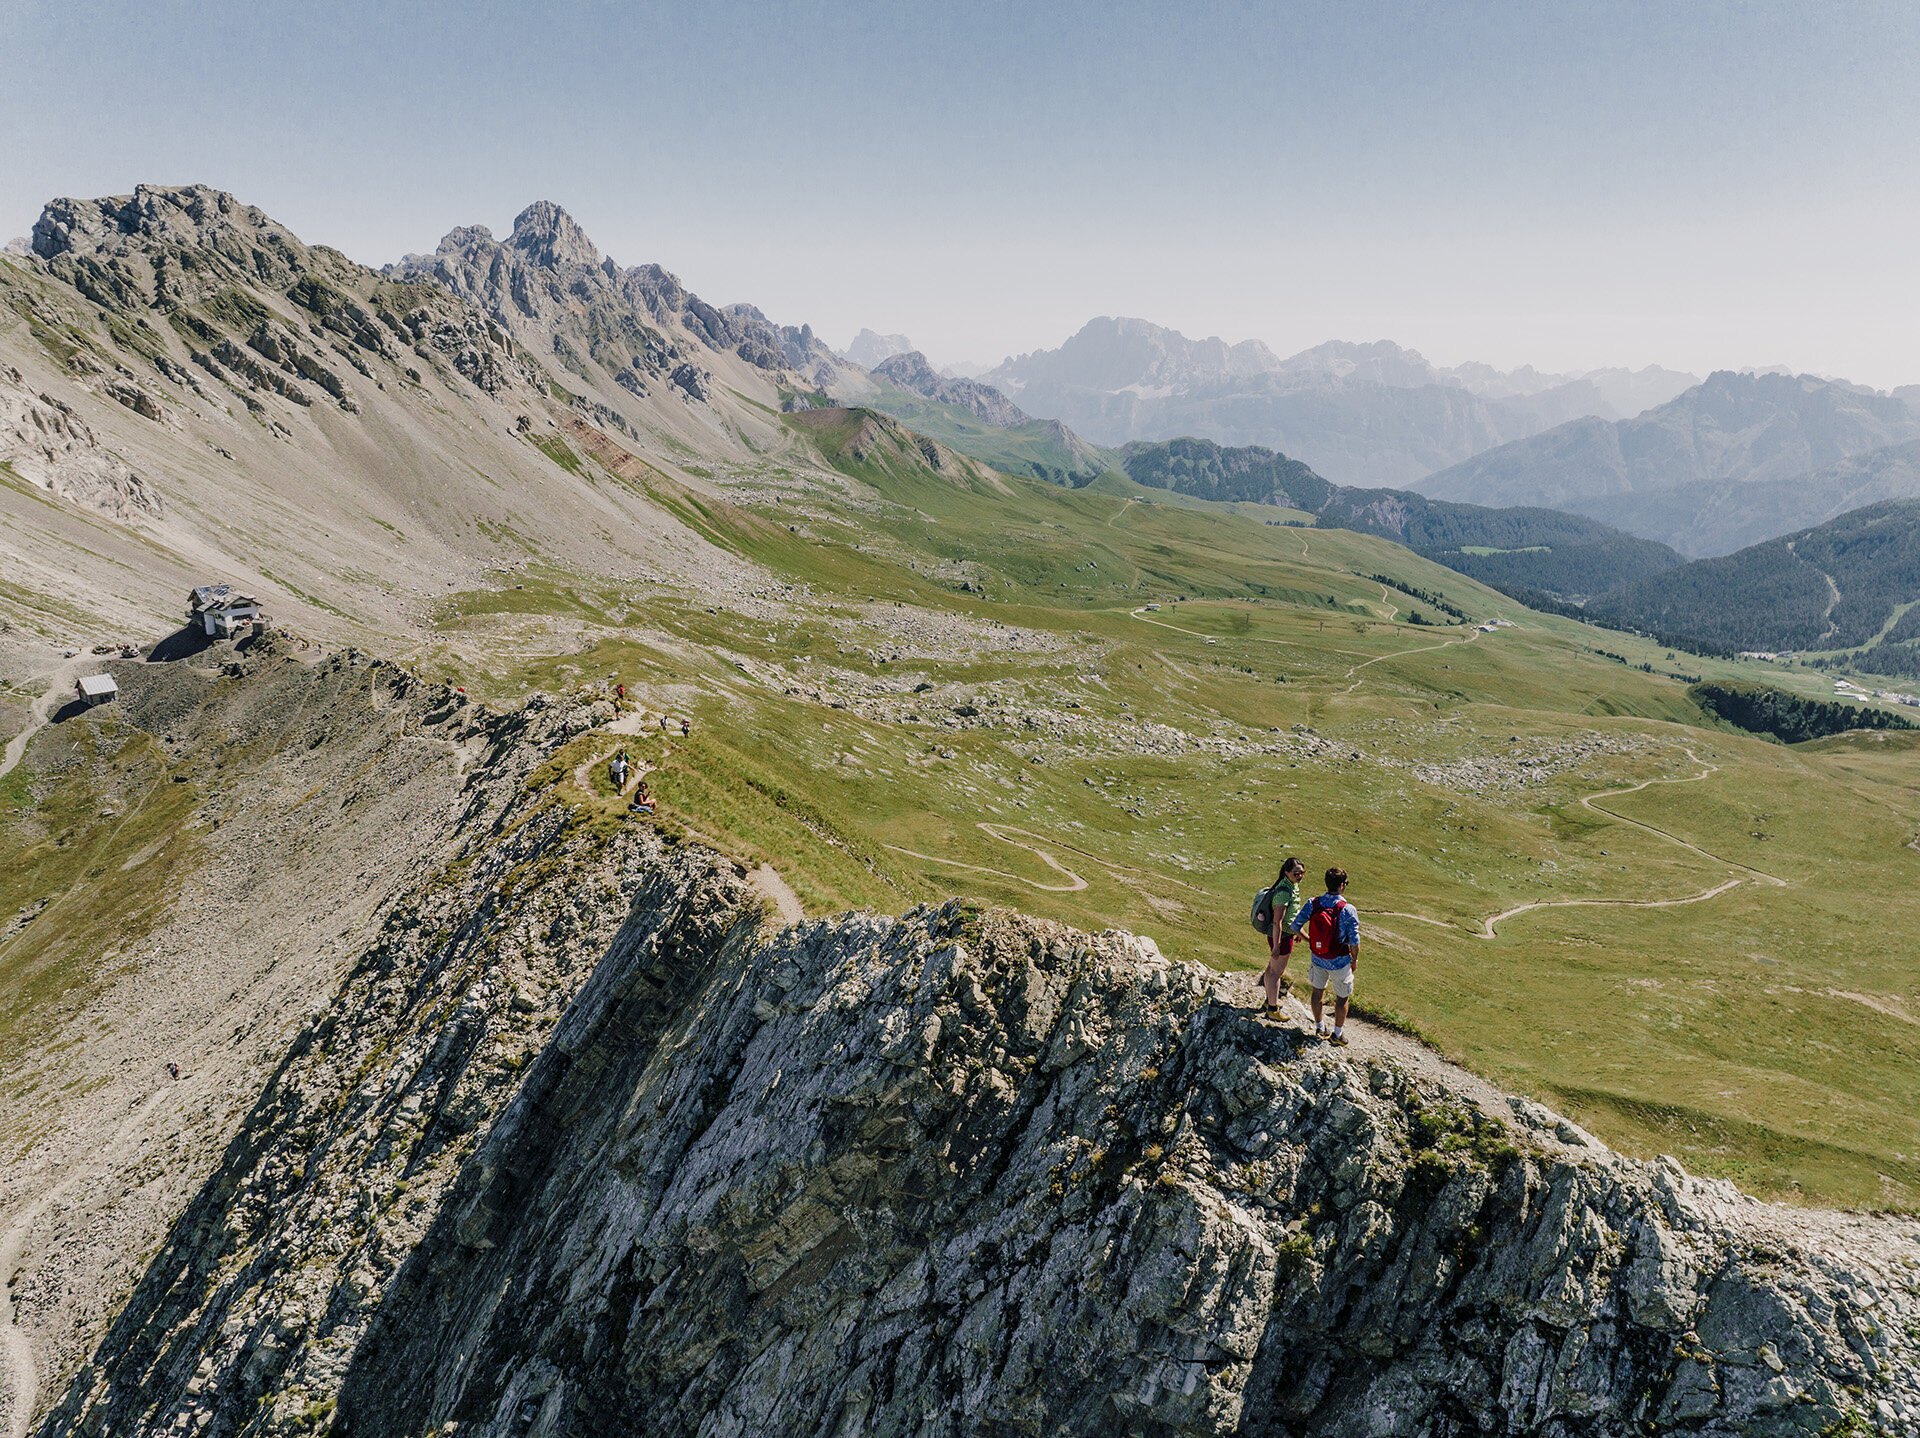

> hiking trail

[
  {"left": 1124, "top": 603, "right": 1487, "bottom": 691},
  {"left": 0, "top": 660, "right": 83, "bottom": 787},
  {"left": 1338, "top": 627, "right": 1480, "bottom": 693},
  {"left": 885, "top": 822, "right": 1209, "bottom": 900},
  {"left": 1376, "top": 750, "right": 1788, "bottom": 940}
]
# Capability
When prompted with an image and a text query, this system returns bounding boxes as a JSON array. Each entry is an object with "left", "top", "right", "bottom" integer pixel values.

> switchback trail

[
  {"left": 885, "top": 823, "right": 1088, "bottom": 892},
  {"left": 886, "top": 822, "right": 1213, "bottom": 898},
  {"left": 1377, "top": 750, "right": 1788, "bottom": 940},
  {"left": 1338, "top": 626, "right": 1480, "bottom": 694}
]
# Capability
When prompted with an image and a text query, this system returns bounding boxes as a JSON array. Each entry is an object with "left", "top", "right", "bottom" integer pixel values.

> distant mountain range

[
  {"left": 841, "top": 328, "right": 913, "bottom": 368},
  {"left": 1414, "top": 371, "right": 1920, "bottom": 555},
  {"left": 974, "top": 318, "right": 1698, "bottom": 489},
  {"left": 1585, "top": 439, "right": 1920, "bottom": 559},
  {"left": 1117, "top": 436, "right": 1685, "bottom": 598},
  {"left": 1588, "top": 499, "right": 1920, "bottom": 670}
]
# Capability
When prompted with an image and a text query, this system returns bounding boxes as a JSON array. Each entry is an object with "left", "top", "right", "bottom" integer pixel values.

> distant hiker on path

[
  {"left": 609, "top": 750, "right": 630, "bottom": 789},
  {"left": 1255, "top": 856, "right": 1306, "bottom": 1020},
  {"left": 1290, "top": 866, "right": 1359, "bottom": 1046},
  {"left": 679, "top": 717, "right": 691, "bottom": 737}
]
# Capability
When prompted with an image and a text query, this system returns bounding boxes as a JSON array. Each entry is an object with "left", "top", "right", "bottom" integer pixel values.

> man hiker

[
  {"left": 609, "top": 750, "right": 630, "bottom": 789},
  {"left": 1258, "top": 856, "right": 1306, "bottom": 1019},
  {"left": 1289, "top": 866, "right": 1359, "bottom": 1046}
]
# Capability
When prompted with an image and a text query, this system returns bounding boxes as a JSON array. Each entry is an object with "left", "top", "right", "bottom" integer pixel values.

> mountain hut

[{"left": 186, "top": 583, "right": 263, "bottom": 637}]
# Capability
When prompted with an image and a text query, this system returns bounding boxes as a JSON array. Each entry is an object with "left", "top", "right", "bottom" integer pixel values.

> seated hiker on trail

[
  {"left": 629, "top": 780, "right": 655, "bottom": 814},
  {"left": 1255, "top": 856, "right": 1306, "bottom": 1019},
  {"left": 1289, "top": 866, "right": 1359, "bottom": 1046}
]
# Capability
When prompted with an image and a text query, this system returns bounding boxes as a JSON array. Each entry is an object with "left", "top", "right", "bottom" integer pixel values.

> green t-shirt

[{"left": 1272, "top": 876, "right": 1302, "bottom": 932}]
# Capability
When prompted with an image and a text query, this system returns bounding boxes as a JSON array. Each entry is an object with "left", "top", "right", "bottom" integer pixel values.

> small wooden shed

[{"left": 76, "top": 673, "right": 118, "bottom": 707}]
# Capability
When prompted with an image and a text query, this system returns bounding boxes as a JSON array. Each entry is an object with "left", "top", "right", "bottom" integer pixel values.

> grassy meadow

[{"left": 15, "top": 413, "right": 1894, "bottom": 1210}]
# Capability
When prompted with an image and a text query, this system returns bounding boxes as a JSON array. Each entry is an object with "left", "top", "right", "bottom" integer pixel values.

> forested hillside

[
  {"left": 1591, "top": 499, "right": 1920, "bottom": 654},
  {"left": 1121, "top": 437, "right": 1684, "bottom": 596},
  {"left": 1690, "top": 680, "right": 1916, "bottom": 742}
]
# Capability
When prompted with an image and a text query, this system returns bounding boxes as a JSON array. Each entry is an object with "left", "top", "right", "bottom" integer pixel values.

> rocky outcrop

[
  {"left": 391, "top": 204, "right": 821, "bottom": 395},
  {"left": 0, "top": 367, "right": 164, "bottom": 519},
  {"left": 15, "top": 184, "right": 537, "bottom": 422},
  {"left": 35, "top": 854, "right": 1920, "bottom": 1435},
  {"left": 872, "top": 350, "right": 1033, "bottom": 428}
]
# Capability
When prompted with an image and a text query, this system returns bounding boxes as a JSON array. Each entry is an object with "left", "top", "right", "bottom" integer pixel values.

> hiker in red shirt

[{"left": 1289, "top": 866, "right": 1359, "bottom": 1046}]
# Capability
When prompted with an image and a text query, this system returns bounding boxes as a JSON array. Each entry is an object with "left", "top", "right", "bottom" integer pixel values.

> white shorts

[{"left": 1309, "top": 960, "right": 1354, "bottom": 998}]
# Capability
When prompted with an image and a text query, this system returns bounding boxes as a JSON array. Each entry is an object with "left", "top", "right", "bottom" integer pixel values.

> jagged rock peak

[
  {"left": 31, "top": 183, "right": 305, "bottom": 264},
  {"left": 509, "top": 200, "right": 602, "bottom": 270}
]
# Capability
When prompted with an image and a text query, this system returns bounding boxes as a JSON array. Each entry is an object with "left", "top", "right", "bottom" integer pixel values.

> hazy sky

[{"left": 4, "top": 0, "right": 1917, "bottom": 385}]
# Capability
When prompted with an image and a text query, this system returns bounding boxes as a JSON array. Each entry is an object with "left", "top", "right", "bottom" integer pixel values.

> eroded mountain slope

[
  {"left": 9, "top": 652, "right": 1914, "bottom": 1438},
  {"left": 0, "top": 185, "right": 833, "bottom": 645}
]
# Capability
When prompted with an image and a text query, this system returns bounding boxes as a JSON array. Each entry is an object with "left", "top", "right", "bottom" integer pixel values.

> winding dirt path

[
  {"left": 1576, "top": 751, "right": 1787, "bottom": 888},
  {"left": 885, "top": 822, "right": 1216, "bottom": 902},
  {"left": 0, "top": 660, "right": 81, "bottom": 786},
  {"left": 1379, "top": 750, "right": 1788, "bottom": 940},
  {"left": 1475, "top": 877, "right": 1749, "bottom": 939},
  {"left": 885, "top": 823, "right": 1090, "bottom": 892},
  {"left": 1106, "top": 498, "right": 1135, "bottom": 529},
  {"left": 1338, "top": 627, "right": 1481, "bottom": 694},
  {"left": 1123, "top": 604, "right": 1487, "bottom": 693}
]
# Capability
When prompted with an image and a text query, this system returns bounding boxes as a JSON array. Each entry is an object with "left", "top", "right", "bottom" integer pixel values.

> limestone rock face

[
  {"left": 873, "top": 350, "right": 1033, "bottom": 428},
  {"left": 326, "top": 908, "right": 1920, "bottom": 1437},
  {"left": 391, "top": 204, "right": 833, "bottom": 387},
  {"left": 0, "top": 368, "right": 163, "bottom": 518},
  {"left": 37, "top": 852, "right": 1917, "bottom": 1436}
]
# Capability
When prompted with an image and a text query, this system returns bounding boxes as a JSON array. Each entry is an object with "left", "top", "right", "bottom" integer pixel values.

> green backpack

[{"left": 1249, "top": 871, "right": 1290, "bottom": 936}]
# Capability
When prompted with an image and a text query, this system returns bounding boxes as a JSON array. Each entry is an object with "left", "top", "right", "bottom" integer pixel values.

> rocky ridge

[
  {"left": 15, "top": 658, "right": 1916, "bottom": 1434},
  {"left": 872, "top": 350, "right": 1033, "bottom": 428},
  {"left": 391, "top": 201, "right": 845, "bottom": 405},
  {"left": 0, "top": 183, "right": 835, "bottom": 647}
]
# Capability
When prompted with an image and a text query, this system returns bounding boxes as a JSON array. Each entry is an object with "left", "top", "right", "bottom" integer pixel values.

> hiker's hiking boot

[{"left": 1330, "top": 1030, "right": 1349, "bottom": 1047}]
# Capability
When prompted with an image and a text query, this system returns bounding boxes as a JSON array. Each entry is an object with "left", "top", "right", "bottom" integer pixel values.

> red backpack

[{"left": 1304, "top": 896, "right": 1352, "bottom": 961}]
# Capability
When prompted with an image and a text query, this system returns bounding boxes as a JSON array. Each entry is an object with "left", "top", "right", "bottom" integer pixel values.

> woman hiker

[{"left": 1259, "top": 856, "right": 1306, "bottom": 1019}]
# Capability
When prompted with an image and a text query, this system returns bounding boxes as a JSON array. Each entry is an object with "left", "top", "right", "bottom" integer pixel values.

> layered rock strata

[{"left": 35, "top": 873, "right": 1920, "bottom": 1435}]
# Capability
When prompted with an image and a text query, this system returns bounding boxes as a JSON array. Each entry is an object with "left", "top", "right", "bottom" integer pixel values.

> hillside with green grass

[
  {"left": 394, "top": 435, "right": 1920, "bottom": 1211},
  {"left": 7, "top": 184, "right": 1919, "bottom": 1224},
  {"left": 853, "top": 382, "right": 1115, "bottom": 486}
]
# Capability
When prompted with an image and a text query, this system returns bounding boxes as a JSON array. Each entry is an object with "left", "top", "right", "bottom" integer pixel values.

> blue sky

[{"left": 3, "top": 0, "right": 1917, "bottom": 383}]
